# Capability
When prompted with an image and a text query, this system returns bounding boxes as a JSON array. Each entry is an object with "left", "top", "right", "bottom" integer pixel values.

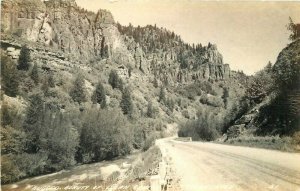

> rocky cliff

[
  {"left": 1, "top": 0, "right": 232, "bottom": 85},
  {"left": 1, "top": 0, "right": 134, "bottom": 64}
]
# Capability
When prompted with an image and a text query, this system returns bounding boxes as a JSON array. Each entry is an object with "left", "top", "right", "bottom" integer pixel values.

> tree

[
  {"left": 1, "top": 55, "right": 19, "bottom": 97},
  {"left": 78, "top": 108, "right": 132, "bottom": 163},
  {"left": 48, "top": 73, "right": 55, "bottom": 88},
  {"left": 23, "top": 93, "right": 44, "bottom": 153},
  {"left": 70, "top": 75, "right": 86, "bottom": 104},
  {"left": 41, "top": 111, "right": 79, "bottom": 170},
  {"left": 287, "top": 17, "right": 300, "bottom": 41},
  {"left": 120, "top": 87, "right": 133, "bottom": 116},
  {"left": 91, "top": 82, "right": 106, "bottom": 108},
  {"left": 109, "top": 70, "right": 118, "bottom": 89},
  {"left": 246, "top": 69, "right": 274, "bottom": 104},
  {"left": 17, "top": 45, "right": 31, "bottom": 70},
  {"left": 108, "top": 70, "right": 123, "bottom": 90},
  {"left": 158, "top": 86, "right": 166, "bottom": 103},
  {"left": 146, "top": 101, "right": 155, "bottom": 118},
  {"left": 101, "top": 37, "right": 109, "bottom": 58},
  {"left": 222, "top": 87, "right": 229, "bottom": 108},
  {"left": 30, "top": 63, "right": 39, "bottom": 84}
]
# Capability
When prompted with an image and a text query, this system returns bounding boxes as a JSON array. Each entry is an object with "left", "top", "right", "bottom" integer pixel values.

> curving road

[{"left": 157, "top": 138, "right": 300, "bottom": 191}]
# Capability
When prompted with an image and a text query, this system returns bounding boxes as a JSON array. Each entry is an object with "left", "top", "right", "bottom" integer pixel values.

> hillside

[{"left": 0, "top": 0, "right": 250, "bottom": 184}]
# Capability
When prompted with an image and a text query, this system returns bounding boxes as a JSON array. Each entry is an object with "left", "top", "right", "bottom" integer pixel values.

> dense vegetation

[
  {"left": 0, "top": 51, "right": 160, "bottom": 184},
  {"left": 254, "top": 40, "right": 300, "bottom": 135},
  {"left": 178, "top": 19, "right": 300, "bottom": 141}
]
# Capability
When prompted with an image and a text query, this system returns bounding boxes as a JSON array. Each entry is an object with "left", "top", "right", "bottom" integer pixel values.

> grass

[{"left": 222, "top": 135, "right": 300, "bottom": 152}]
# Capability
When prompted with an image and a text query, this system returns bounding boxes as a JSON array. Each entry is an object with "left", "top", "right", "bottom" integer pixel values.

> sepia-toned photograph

[{"left": 0, "top": 0, "right": 300, "bottom": 190}]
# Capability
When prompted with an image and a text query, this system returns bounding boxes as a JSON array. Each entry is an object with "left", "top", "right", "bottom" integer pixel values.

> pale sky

[{"left": 76, "top": 0, "right": 300, "bottom": 75}]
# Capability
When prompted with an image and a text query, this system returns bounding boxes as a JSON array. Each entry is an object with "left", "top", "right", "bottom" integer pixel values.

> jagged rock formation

[
  {"left": 1, "top": 0, "right": 232, "bottom": 85},
  {"left": 118, "top": 24, "right": 231, "bottom": 84},
  {"left": 1, "top": 0, "right": 133, "bottom": 64}
]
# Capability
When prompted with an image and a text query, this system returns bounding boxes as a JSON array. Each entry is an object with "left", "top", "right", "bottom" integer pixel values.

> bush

[
  {"left": 177, "top": 83, "right": 202, "bottom": 100},
  {"left": 292, "top": 131, "right": 300, "bottom": 145},
  {"left": 41, "top": 111, "right": 79, "bottom": 171},
  {"left": 78, "top": 108, "right": 133, "bottom": 163},
  {"left": 178, "top": 112, "right": 219, "bottom": 141},
  {"left": 30, "top": 63, "right": 39, "bottom": 85},
  {"left": 142, "top": 133, "right": 156, "bottom": 151},
  {"left": 1, "top": 155, "right": 22, "bottom": 184}
]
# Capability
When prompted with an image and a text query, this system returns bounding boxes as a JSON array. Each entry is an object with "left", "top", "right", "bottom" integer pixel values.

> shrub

[
  {"left": 78, "top": 108, "right": 133, "bottom": 163},
  {"left": 1, "top": 155, "right": 21, "bottom": 184},
  {"left": 177, "top": 83, "right": 202, "bottom": 100},
  {"left": 178, "top": 112, "right": 220, "bottom": 141},
  {"left": 41, "top": 111, "right": 79, "bottom": 171},
  {"left": 133, "top": 125, "right": 145, "bottom": 149},
  {"left": 199, "top": 94, "right": 208, "bottom": 104},
  {"left": 30, "top": 63, "right": 39, "bottom": 85},
  {"left": 142, "top": 133, "right": 156, "bottom": 151},
  {"left": 292, "top": 131, "right": 300, "bottom": 145}
]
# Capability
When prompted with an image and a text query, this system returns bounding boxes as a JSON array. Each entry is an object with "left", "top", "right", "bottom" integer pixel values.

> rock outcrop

[
  {"left": 1, "top": 0, "right": 232, "bottom": 86},
  {"left": 1, "top": 0, "right": 132, "bottom": 63}
]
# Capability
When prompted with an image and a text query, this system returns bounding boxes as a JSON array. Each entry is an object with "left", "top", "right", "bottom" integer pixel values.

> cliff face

[
  {"left": 1, "top": 0, "right": 134, "bottom": 63},
  {"left": 1, "top": 0, "right": 232, "bottom": 85}
]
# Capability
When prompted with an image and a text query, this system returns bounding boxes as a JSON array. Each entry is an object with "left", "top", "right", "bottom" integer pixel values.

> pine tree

[
  {"left": 92, "top": 82, "right": 106, "bottom": 108},
  {"left": 153, "top": 78, "right": 159, "bottom": 88},
  {"left": 1, "top": 55, "right": 19, "bottom": 97},
  {"left": 17, "top": 45, "right": 31, "bottom": 70},
  {"left": 109, "top": 70, "right": 123, "bottom": 90},
  {"left": 264, "top": 61, "right": 273, "bottom": 74},
  {"left": 23, "top": 93, "right": 44, "bottom": 152},
  {"left": 48, "top": 73, "right": 55, "bottom": 88},
  {"left": 159, "top": 86, "right": 166, "bottom": 103},
  {"left": 120, "top": 87, "right": 133, "bottom": 116},
  {"left": 70, "top": 75, "right": 86, "bottom": 104},
  {"left": 287, "top": 17, "right": 300, "bottom": 41},
  {"left": 146, "top": 101, "right": 155, "bottom": 118},
  {"left": 30, "top": 63, "right": 39, "bottom": 84},
  {"left": 109, "top": 70, "right": 118, "bottom": 89},
  {"left": 41, "top": 79, "right": 49, "bottom": 94}
]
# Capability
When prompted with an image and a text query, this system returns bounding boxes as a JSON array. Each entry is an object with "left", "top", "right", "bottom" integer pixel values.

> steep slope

[{"left": 225, "top": 39, "right": 300, "bottom": 140}]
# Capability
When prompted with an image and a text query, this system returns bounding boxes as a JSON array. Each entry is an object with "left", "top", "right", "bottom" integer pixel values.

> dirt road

[{"left": 157, "top": 138, "right": 300, "bottom": 191}]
